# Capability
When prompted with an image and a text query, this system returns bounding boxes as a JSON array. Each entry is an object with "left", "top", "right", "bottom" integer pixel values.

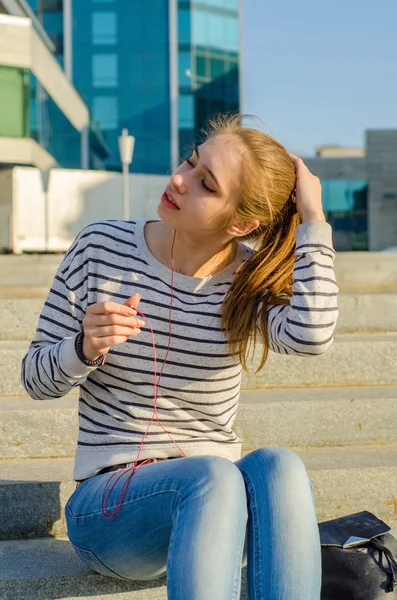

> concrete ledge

[
  {"left": 242, "top": 333, "right": 397, "bottom": 389},
  {"left": 334, "top": 252, "right": 397, "bottom": 292},
  {"left": 1, "top": 252, "right": 397, "bottom": 292},
  {"left": 0, "top": 537, "right": 170, "bottom": 600},
  {"left": 1, "top": 446, "right": 396, "bottom": 540},
  {"left": 0, "top": 294, "right": 396, "bottom": 341},
  {"left": 3, "top": 335, "right": 397, "bottom": 397},
  {"left": 1, "top": 386, "right": 397, "bottom": 459}
]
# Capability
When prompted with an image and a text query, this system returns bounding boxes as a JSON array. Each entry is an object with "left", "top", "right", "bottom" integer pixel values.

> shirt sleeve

[
  {"left": 21, "top": 225, "right": 98, "bottom": 400},
  {"left": 266, "top": 220, "right": 339, "bottom": 356}
]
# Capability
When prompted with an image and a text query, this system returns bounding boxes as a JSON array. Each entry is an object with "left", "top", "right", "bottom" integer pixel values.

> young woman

[{"left": 22, "top": 114, "right": 339, "bottom": 600}]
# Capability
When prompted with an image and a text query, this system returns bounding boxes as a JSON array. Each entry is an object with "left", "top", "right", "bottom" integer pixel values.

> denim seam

[
  {"left": 66, "top": 489, "right": 183, "bottom": 519},
  {"left": 232, "top": 514, "right": 248, "bottom": 600},
  {"left": 70, "top": 542, "right": 132, "bottom": 581},
  {"left": 241, "top": 470, "right": 264, "bottom": 600}
]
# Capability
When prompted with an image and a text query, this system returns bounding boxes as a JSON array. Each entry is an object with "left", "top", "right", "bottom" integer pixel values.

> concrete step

[
  {"left": 0, "top": 537, "right": 170, "bottom": 599},
  {"left": 0, "top": 254, "right": 62, "bottom": 288},
  {"left": 1, "top": 294, "right": 396, "bottom": 341},
  {"left": 334, "top": 252, "right": 397, "bottom": 293},
  {"left": 0, "top": 286, "right": 51, "bottom": 299},
  {"left": 4, "top": 333, "right": 397, "bottom": 398},
  {"left": 1, "top": 252, "right": 397, "bottom": 293},
  {"left": 4, "top": 521, "right": 397, "bottom": 600},
  {"left": 2, "top": 386, "right": 397, "bottom": 460},
  {"left": 1, "top": 445, "right": 396, "bottom": 540},
  {"left": 243, "top": 333, "right": 397, "bottom": 389}
]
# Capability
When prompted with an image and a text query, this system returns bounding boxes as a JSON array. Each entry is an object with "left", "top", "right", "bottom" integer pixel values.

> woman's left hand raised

[{"left": 289, "top": 154, "right": 326, "bottom": 223}]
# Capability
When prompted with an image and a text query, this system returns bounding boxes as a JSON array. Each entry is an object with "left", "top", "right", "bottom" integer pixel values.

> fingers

[
  {"left": 289, "top": 153, "right": 307, "bottom": 171},
  {"left": 87, "top": 300, "right": 138, "bottom": 317},
  {"left": 85, "top": 313, "right": 145, "bottom": 327},
  {"left": 123, "top": 294, "right": 141, "bottom": 316},
  {"left": 89, "top": 325, "right": 143, "bottom": 339},
  {"left": 83, "top": 296, "right": 145, "bottom": 355}
]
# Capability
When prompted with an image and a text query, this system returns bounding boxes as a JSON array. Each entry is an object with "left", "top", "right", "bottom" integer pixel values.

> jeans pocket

[{"left": 70, "top": 543, "right": 127, "bottom": 580}]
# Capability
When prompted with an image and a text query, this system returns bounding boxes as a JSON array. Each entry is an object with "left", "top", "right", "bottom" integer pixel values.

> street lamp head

[{"left": 118, "top": 129, "right": 135, "bottom": 165}]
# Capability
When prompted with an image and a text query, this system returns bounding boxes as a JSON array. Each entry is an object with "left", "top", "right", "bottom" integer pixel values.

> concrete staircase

[{"left": 1, "top": 256, "right": 397, "bottom": 599}]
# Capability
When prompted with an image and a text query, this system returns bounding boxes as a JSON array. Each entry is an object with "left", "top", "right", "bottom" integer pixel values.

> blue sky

[{"left": 242, "top": 0, "right": 397, "bottom": 156}]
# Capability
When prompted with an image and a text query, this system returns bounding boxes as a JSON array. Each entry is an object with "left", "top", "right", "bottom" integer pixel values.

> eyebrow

[{"left": 194, "top": 145, "right": 222, "bottom": 191}]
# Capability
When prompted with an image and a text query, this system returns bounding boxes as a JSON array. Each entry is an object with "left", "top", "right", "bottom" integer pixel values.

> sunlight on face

[{"left": 158, "top": 134, "right": 243, "bottom": 235}]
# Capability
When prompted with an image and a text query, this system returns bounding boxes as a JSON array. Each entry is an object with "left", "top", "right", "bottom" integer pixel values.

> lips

[
  {"left": 161, "top": 190, "right": 180, "bottom": 210},
  {"left": 165, "top": 190, "right": 179, "bottom": 208}
]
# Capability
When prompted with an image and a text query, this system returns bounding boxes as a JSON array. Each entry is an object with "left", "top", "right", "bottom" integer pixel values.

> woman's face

[{"left": 157, "top": 134, "right": 243, "bottom": 237}]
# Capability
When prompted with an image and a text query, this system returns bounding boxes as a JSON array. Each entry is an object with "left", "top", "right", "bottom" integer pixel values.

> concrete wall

[
  {"left": 0, "top": 167, "right": 168, "bottom": 253},
  {"left": 302, "top": 156, "right": 367, "bottom": 180},
  {"left": 0, "top": 137, "right": 57, "bottom": 170},
  {"left": 366, "top": 130, "right": 397, "bottom": 251},
  {"left": 0, "top": 169, "right": 13, "bottom": 250}
]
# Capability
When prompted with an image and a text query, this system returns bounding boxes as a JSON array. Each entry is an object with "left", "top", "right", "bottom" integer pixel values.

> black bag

[{"left": 320, "top": 511, "right": 397, "bottom": 599}]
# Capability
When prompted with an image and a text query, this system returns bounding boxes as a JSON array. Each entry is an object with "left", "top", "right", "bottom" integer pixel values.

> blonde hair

[{"left": 203, "top": 113, "right": 300, "bottom": 372}]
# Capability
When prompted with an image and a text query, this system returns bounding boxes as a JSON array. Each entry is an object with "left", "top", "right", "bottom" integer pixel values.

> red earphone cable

[{"left": 101, "top": 229, "right": 188, "bottom": 519}]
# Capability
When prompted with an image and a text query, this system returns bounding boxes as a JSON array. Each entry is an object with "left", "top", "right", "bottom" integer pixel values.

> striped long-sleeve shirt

[{"left": 21, "top": 218, "right": 339, "bottom": 480}]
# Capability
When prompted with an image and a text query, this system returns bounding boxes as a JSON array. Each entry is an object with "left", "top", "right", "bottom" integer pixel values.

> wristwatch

[{"left": 75, "top": 331, "right": 106, "bottom": 367}]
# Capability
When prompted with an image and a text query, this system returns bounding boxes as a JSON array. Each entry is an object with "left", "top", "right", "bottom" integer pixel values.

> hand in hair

[{"left": 289, "top": 154, "right": 326, "bottom": 223}]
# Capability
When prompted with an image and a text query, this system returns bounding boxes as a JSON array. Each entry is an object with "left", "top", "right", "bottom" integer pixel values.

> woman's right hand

[{"left": 81, "top": 294, "right": 144, "bottom": 361}]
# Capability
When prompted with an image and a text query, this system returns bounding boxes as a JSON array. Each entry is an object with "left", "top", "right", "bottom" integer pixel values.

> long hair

[{"left": 203, "top": 113, "right": 300, "bottom": 372}]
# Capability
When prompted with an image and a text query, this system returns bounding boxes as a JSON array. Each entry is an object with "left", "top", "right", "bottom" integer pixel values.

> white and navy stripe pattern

[{"left": 21, "top": 218, "right": 339, "bottom": 480}]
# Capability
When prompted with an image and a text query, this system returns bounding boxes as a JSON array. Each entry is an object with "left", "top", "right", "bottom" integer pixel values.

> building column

[
  {"left": 63, "top": 0, "right": 73, "bottom": 82},
  {"left": 169, "top": 0, "right": 179, "bottom": 173}
]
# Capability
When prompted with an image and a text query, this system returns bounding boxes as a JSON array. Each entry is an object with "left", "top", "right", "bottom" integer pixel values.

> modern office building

[
  {"left": 26, "top": 0, "right": 241, "bottom": 174},
  {"left": 304, "top": 130, "right": 397, "bottom": 251},
  {"left": 0, "top": 0, "right": 108, "bottom": 170}
]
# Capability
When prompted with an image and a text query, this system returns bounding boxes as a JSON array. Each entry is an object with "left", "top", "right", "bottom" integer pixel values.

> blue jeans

[{"left": 65, "top": 447, "right": 321, "bottom": 599}]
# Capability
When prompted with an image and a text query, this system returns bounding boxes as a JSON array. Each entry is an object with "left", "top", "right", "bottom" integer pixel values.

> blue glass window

[
  {"left": 198, "top": 0, "right": 238, "bottom": 7},
  {"left": 43, "top": 12, "right": 63, "bottom": 34},
  {"left": 224, "top": 15, "right": 238, "bottom": 51},
  {"left": 192, "top": 9, "right": 208, "bottom": 46},
  {"left": 92, "top": 96, "right": 118, "bottom": 129},
  {"left": 192, "top": 9, "right": 239, "bottom": 51},
  {"left": 92, "top": 12, "right": 117, "bottom": 44},
  {"left": 178, "top": 10, "right": 191, "bottom": 44},
  {"left": 92, "top": 54, "right": 118, "bottom": 87},
  {"left": 179, "top": 52, "right": 192, "bottom": 85},
  {"left": 321, "top": 180, "right": 368, "bottom": 212},
  {"left": 179, "top": 95, "right": 194, "bottom": 128},
  {"left": 208, "top": 13, "right": 224, "bottom": 42},
  {"left": 195, "top": 55, "right": 207, "bottom": 78},
  {"left": 210, "top": 57, "right": 225, "bottom": 78}
]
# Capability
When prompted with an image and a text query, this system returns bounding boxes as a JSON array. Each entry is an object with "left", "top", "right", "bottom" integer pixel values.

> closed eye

[{"left": 185, "top": 158, "right": 216, "bottom": 193}]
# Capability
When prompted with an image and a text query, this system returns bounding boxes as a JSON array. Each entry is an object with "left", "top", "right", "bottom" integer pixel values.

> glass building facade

[
  {"left": 20, "top": 0, "right": 108, "bottom": 169},
  {"left": 178, "top": 0, "right": 240, "bottom": 158},
  {"left": 27, "top": 0, "right": 241, "bottom": 174},
  {"left": 0, "top": 64, "right": 87, "bottom": 169},
  {"left": 321, "top": 179, "right": 368, "bottom": 250}
]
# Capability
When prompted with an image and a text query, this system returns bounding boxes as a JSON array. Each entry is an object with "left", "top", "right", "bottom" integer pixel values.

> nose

[{"left": 170, "top": 172, "right": 187, "bottom": 194}]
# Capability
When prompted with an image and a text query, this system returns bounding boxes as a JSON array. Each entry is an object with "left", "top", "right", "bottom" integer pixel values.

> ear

[{"left": 227, "top": 218, "right": 260, "bottom": 238}]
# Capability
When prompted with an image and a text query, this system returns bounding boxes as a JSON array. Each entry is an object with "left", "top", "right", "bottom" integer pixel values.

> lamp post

[
  {"left": 40, "top": 169, "right": 51, "bottom": 252},
  {"left": 118, "top": 128, "right": 135, "bottom": 221}
]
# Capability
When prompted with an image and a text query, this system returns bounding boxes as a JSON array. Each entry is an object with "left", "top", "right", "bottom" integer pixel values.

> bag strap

[{"left": 371, "top": 538, "right": 397, "bottom": 592}]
